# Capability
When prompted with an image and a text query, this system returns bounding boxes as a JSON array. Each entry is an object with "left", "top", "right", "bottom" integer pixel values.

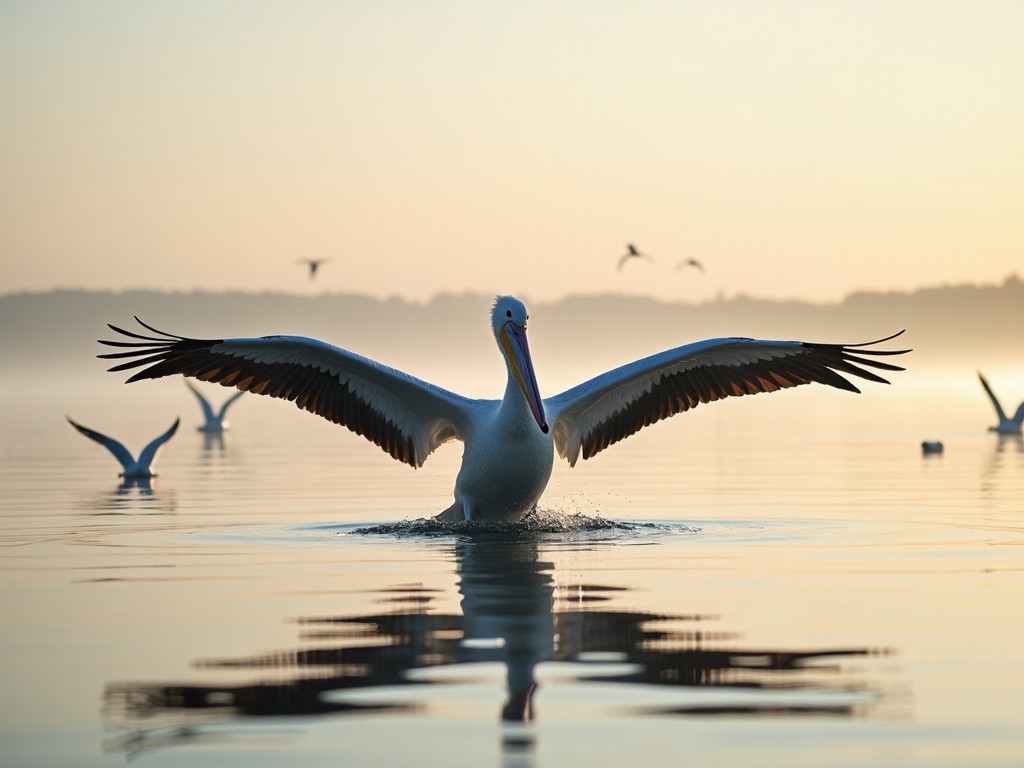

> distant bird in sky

[
  {"left": 617, "top": 243, "right": 654, "bottom": 270},
  {"left": 66, "top": 416, "right": 180, "bottom": 478},
  {"left": 185, "top": 379, "right": 245, "bottom": 433},
  {"left": 677, "top": 258, "right": 705, "bottom": 273},
  {"left": 99, "top": 296, "right": 909, "bottom": 522},
  {"left": 298, "top": 258, "right": 330, "bottom": 280},
  {"left": 978, "top": 372, "right": 1024, "bottom": 434}
]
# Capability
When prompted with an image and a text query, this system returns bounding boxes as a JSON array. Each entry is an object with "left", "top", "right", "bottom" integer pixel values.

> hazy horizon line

[{"left": 3, "top": 272, "right": 1021, "bottom": 307}]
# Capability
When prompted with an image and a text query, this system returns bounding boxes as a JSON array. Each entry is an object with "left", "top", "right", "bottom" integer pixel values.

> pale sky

[{"left": 1, "top": 1, "right": 1021, "bottom": 304}]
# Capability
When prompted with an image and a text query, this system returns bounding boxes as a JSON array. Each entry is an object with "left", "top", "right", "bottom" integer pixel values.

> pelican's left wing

[
  {"left": 545, "top": 332, "right": 909, "bottom": 466},
  {"left": 99, "top": 318, "right": 474, "bottom": 468},
  {"left": 136, "top": 417, "right": 181, "bottom": 470}
]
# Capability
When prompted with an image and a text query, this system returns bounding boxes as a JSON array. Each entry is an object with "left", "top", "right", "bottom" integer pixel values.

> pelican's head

[{"left": 492, "top": 296, "right": 548, "bottom": 433}]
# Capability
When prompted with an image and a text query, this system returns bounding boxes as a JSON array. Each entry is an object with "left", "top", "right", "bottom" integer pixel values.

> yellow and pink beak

[{"left": 501, "top": 321, "right": 548, "bottom": 433}]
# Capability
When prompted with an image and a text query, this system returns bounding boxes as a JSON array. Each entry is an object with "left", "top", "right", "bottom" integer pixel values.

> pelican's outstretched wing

[
  {"left": 978, "top": 372, "right": 1009, "bottom": 422},
  {"left": 136, "top": 417, "right": 181, "bottom": 469},
  {"left": 99, "top": 318, "right": 473, "bottom": 467},
  {"left": 185, "top": 379, "right": 217, "bottom": 423},
  {"left": 66, "top": 416, "right": 137, "bottom": 471},
  {"left": 545, "top": 332, "right": 909, "bottom": 466}
]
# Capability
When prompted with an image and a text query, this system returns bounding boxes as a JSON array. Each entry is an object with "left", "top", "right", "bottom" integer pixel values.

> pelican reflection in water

[
  {"left": 99, "top": 296, "right": 908, "bottom": 521},
  {"left": 101, "top": 536, "right": 891, "bottom": 758}
]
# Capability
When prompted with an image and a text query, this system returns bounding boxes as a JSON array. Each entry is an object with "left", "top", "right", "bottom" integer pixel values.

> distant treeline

[{"left": 2, "top": 275, "right": 1021, "bottom": 377}]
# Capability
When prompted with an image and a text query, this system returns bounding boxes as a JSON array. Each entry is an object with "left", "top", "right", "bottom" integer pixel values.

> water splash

[{"left": 351, "top": 508, "right": 678, "bottom": 537}]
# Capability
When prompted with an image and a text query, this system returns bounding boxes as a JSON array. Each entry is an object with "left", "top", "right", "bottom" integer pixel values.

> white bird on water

[
  {"left": 67, "top": 416, "right": 180, "bottom": 478},
  {"left": 978, "top": 372, "right": 1024, "bottom": 435},
  {"left": 185, "top": 379, "right": 245, "bottom": 432},
  {"left": 98, "top": 296, "right": 908, "bottom": 521}
]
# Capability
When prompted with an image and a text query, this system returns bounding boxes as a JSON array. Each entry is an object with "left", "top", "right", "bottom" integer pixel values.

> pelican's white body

[{"left": 446, "top": 380, "right": 555, "bottom": 521}]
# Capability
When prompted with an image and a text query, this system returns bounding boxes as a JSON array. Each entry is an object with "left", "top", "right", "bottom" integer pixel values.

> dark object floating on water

[{"left": 921, "top": 440, "right": 944, "bottom": 455}]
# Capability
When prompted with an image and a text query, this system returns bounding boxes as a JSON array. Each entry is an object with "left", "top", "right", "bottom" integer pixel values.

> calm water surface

[{"left": 1, "top": 373, "right": 1022, "bottom": 767}]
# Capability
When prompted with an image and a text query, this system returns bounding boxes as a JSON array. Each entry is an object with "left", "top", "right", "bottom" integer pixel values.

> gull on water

[
  {"left": 98, "top": 296, "right": 909, "bottom": 521},
  {"left": 67, "top": 416, "right": 180, "bottom": 478},
  {"left": 978, "top": 371, "right": 1024, "bottom": 434},
  {"left": 185, "top": 378, "right": 245, "bottom": 432}
]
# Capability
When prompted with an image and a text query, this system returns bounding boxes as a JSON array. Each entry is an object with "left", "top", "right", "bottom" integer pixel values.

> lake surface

[{"left": 1, "top": 371, "right": 1022, "bottom": 767}]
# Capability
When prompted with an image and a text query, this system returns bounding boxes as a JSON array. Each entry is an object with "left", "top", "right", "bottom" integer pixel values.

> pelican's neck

[{"left": 499, "top": 361, "right": 534, "bottom": 425}]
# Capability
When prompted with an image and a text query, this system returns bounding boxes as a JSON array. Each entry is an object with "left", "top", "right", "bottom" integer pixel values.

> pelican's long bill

[{"left": 501, "top": 321, "right": 548, "bottom": 433}]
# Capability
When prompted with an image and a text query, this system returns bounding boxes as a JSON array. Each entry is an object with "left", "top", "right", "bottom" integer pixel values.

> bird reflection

[
  {"left": 79, "top": 478, "right": 177, "bottom": 514},
  {"left": 200, "top": 431, "right": 226, "bottom": 455},
  {"left": 994, "top": 434, "right": 1024, "bottom": 454},
  {"left": 103, "top": 536, "right": 892, "bottom": 757}
]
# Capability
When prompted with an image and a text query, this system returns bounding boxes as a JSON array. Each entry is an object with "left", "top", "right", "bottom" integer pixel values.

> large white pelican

[
  {"left": 98, "top": 296, "right": 908, "bottom": 520},
  {"left": 185, "top": 378, "right": 246, "bottom": 433},
  {"left": 978, "top": 372, "right": 1024, "bottom": 435},
  {"left": 67, "top": 416, "right": 180, "bottom": 478}
]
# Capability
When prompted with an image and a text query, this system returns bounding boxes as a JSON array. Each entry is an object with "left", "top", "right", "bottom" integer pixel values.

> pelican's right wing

[
  {"left": 545, "top": 333, "right": 909, "bottom": 467},
  {"left": 99, "top": 318, "right": 475, "bottom": 468},
  {"left": 978, "top": 372, "right": 1009, "bottom": 422},
  {"left": 66, "top": 416, "right": 136, "bottom": 471}
]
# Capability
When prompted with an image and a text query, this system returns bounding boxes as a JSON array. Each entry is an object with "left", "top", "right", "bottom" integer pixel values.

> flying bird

[
  {"left": 617, "top": 244, "right": 654, "bottom": 270},
  {"left": 98, "top": 296, "right": 909, "bottom": 521},
  {"left": 978, "top": 372, "right": 1024, "bottom": 434},
  {"left": 677, "top": 258, "right": 705, "bottom": 273},
  {"left": 298, "top": 258, "right": 330, "bottom": 279},
  {"left": 67, "top": 416, "right": 180, "bottom": 478},
  {"left": 185, "top": 379, "right": 245, "bottom": 432}
]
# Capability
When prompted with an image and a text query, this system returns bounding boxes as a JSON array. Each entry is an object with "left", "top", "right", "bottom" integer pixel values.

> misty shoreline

[{"left": 2, "top": 275, "right": 1021, "bottom": 374}]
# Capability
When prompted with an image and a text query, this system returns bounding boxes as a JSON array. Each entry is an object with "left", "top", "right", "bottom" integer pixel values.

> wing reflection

[
  {"left": 78, "top": 478, "right": 177, "bottom": 514},
  {"left": 103, "top": 535, "right": 895, "bottom": 756},
  {"left": 200, "top": 431, "right": 226, "bottom": 454}
]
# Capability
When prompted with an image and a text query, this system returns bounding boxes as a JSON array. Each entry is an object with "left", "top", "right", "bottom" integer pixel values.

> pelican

[
  {"left": 978, "top": 372, "right": 1024, "bottom": 434},
  {"left": 67, "top": 416, "right": 180, "bottom": 478},
  {"left": 617, "top": 243, "right": 654, "bottom": 270},
  {"left": 98, "top": 296, "right": 909, "bottom": 520},
  {"left": 185, "top": 378, "right": 245, "bottom": 432},
  {"left": 298, "top": 258, "right": 330, "bottom": 279}
]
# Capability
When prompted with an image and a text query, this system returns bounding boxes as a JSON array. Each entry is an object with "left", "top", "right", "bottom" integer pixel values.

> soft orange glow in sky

[{"left": 1, "top": 1, "right": 1021, "bottom": 303}]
